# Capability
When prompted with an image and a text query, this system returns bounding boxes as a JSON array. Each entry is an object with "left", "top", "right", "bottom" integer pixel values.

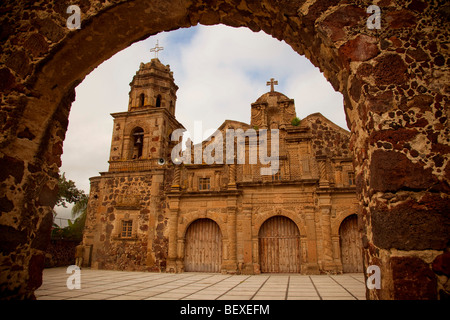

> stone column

[
  {"left": 320, "top": 206, "right": 333, "bottom": 267},
  {"left": 238, "top": 206, "right": 252, "bottom": 274},
  {"left": 176, "top": 239, "right": 185, "bottom": 272},
  {"left": 317, "top": 157, "right": 330, "bottom": 188},
  {"left": 302, "top": 208, "right": 319, "bottom": 274},
  {"left": 171, "top": 165, "right": 181, "bottom": 191},
  {"left": 166, "top": 195, "right": 180, "bottom": 273},
  {"left": 335, "top": 164, "right": 343, "bottom": 187},
  {"left": 214, "top": 170, "right": 221, "bottom": 191},
  {"left": 224, "top": 195, "right": 238, "bottom": 273},
  {"left": 318, "top": 192, "right": 339, "bottom": 272},
  {"left": 332, "top": 235, "right": 342, "bottom": 271},
  {"left": 228, "top": 164, "right": 237, "bottom": 190}
]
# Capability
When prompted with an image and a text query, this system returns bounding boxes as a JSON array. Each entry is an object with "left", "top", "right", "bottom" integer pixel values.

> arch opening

[
  {"left": 339, "top": 214, "right": 363, "bottom": 273},
  {"left": 184, "top": 218, "right": 222, "bottom": 273},
  {"left": 258, "top": 216, "right": 301, "bottom": 273},
  {"left": 130, "top": 127, "right": 144, "bottom": 159},
  {"left": 1, "top": 0, "right": 446, "bottom": 301}
]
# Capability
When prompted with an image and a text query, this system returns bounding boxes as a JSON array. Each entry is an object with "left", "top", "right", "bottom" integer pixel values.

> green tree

[
  {"left": 56, "top": 172, "right": 87, "bottom": 208},
  {"left": 52, "top": 172, "right": 88, "bottom": 241}
]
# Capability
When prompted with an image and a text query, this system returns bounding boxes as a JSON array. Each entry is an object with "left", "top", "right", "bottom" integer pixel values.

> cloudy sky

[{"left": 55, "top": 25, "right": 346, "bottom": 223}]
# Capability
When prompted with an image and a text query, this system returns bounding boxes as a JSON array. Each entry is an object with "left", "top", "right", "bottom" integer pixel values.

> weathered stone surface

[
  {"left": 0, "top": 67, "right": 16, "bottom": 91},
  {"left": 318, "top": 5, "right": 365, "bottom": 42},
  {"left": 369, "top": 150, "right": 438, "bottom": 193},
  {"left": 5, "top": 50, "right": 32, "bottom": 78},
  {"left": 385, "top": 9, "right": 417, "bottom": 29},
  {"left": 432, "top": 252, "right": 450, "bottom": 276},
  {"left": 37, "top": 184, "right": 58, "bottom": 208},
  {"left": 0, "top": 225, "right": 27, "bottom": 255},
  {"left": 23, "top": 33, "right": 49, "bottom": 57},
  {"left": 371, "top": 194, "right": 450, "bottom": 250},
  {"left": 339, "top": 35, "right": 380, "bottom": 68},
  {"left": 367, "top": 90, "right": 394, "bottom": 114},
  {"left": 391, "top": 256, "right": 437, "bottom": 300},
  {"left": 373, "top": 54, "right": 408, "bottom": 86},
  {"left": 0, "top": 155, "right": 24, "bottom": 184}
]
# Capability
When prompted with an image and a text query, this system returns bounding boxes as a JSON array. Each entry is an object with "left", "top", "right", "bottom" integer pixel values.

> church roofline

[{"left": 301, "top": 112, "right": 350, "bottom": 134}]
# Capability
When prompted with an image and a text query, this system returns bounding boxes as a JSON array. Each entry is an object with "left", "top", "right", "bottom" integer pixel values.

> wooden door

[
  {"left": 184, "top": 219, "right": 222, "bottom": 273},
  {"left": 339, "top": 214, "right": 363, "bottom": 273},
  {"left": 258, "top": 216, "right": 301, "bottom": 273}
]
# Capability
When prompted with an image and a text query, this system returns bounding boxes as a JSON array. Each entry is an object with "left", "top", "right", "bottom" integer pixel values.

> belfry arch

[{"left": 0, "top": 0, "right": 448, "bottom": 300}]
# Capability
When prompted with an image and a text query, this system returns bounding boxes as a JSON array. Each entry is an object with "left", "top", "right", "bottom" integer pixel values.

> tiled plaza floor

[{"left": 36, "top": 267, "right": 366, "bottom": 300}]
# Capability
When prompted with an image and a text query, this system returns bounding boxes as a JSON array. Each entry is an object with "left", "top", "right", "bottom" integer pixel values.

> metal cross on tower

[
  {"left": 266, "top": 78, "right": 278, "bottom": 92},
  {"left": 150, "top": 40, "right": 164, "bottom": 59}
]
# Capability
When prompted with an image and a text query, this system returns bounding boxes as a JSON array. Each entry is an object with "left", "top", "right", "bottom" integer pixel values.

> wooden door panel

[
  {"left": 185, "top": 219, "right": 222, "bottom": 273},
  {"left": 259, "top": 216, "right": 301, "bottom": 273},
  {"left": 339, "top": 215, "right": 363, "bottom": 273}
]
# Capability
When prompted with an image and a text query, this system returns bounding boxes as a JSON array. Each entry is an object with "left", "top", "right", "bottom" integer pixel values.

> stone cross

[
  {"left": 150, "top": 40, "right": 164, "bottom": 59},
  {"left": 266, "top": 78, "right": 278, "bottom": 92}
]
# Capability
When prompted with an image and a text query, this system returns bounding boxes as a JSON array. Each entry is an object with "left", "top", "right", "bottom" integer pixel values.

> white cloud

[{"left": 56, "top": 25, "right": 346, "bottom": 220}]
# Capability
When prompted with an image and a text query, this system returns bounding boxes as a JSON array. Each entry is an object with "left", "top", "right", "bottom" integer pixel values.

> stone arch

[
  {"left": 124, "top": 121, "right": 150, "bottom": 137},
  {"left": 257, "top": 215, "right": 302, "bottom": 273},
  {"left": 1, "top": 0, "right": 448, "bottom": 299},
  {"left": 129, "top": 126, "right": 144, "bottom": 159},
  {"left": 332, "top": 211, "right": 359, "bottom": 237},
  {"left": 253, "top": 210, "right": 306, "bottom": 238},
  {"left": 179, "top": 211, "right": 227, "bottom": 241}
]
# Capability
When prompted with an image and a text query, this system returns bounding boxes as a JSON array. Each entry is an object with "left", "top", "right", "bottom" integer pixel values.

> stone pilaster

[
  {"left": 166, "top": 194, "right": 180, "bottom": 273},
  {"left": 223, "top": 195, "right": 238, "bottom": 273},
  {"left": 302, "top": 207, "right": 320, "bottom": 274}
]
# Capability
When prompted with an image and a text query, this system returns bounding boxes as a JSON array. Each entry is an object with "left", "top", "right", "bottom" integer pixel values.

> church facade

[{"left": 81, "top": 57, "right": 361, "bottom": 275}]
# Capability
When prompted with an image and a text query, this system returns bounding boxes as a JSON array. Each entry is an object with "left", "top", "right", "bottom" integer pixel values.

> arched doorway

[
  {"left": 339, "top": 214, "right": 363, "bottom": 273},
  {"left": 184, "top": 219, "right": 222, "bottom": 273},
  {"left": 258, "top": 216, "right": 301, "bottom": 273}
]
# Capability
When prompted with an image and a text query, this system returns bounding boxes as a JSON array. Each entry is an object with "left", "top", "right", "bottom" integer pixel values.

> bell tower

[
  {"left": 107, "top": 55, "right": 184, "bottom": 171},
  {"left": 128, "top": 57, "right": 178, "bottom": 116}
]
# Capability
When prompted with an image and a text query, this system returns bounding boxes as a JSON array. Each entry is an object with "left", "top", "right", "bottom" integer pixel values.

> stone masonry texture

[{"left": 0, "top": 0, "right": 449, "bottom": 300}]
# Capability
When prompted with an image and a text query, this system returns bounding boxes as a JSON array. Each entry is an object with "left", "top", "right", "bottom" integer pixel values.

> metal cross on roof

[
  {"left": 150, "top": 40, "right": 164, "bottom": 59},
  {"left": 266, "top": 78, "right": 278, "bottom": 92}
]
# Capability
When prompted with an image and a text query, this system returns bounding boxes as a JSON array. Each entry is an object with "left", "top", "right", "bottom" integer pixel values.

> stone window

[
  {"left": 139, "top": 93, "right": 145, "bottom": 107},
  {"left": 156, "top": 94, "right": 162, "bottom": 108},
  {"left": 114, "top": 211, "right": 139, "bottom": 241},
  {"left": 121, "top": 220, "right": 133, "bottom": 238},
  {"left": 347, "top": 171, "right": 355, "bottom": 186},
  {"left": 272, "top": 170, "right": 281, "bottom": 181},
  {"left": 199, "top": 177, "right": 210, "bottom": 190}
]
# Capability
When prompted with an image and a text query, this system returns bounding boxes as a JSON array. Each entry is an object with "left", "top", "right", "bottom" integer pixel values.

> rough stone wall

[
  {"left": 44, "top": 239, "right": 80, "bottom": 268},
  {"left": 82, "top": 172, "right": 171, "bottom": 272},
  {"left": 301, "top": 113, "right": 351, "bottom": 158},
  {"left": 0, "top": 0, "right": 448, "bottom": 299}
]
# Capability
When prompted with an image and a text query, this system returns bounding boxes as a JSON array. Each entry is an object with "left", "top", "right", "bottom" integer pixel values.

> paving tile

[
  {"left": 322, "top": 296, "right": 356, "bottom": 300},
  {"left": 152, "top": 292, "right": 188, "bottom": 299},
  {"left": 217, "top": 295, "right": 254, "bottom": 300},
  {"left": 287, "top": 296, "right": 320, "bottom": 300},
  {"left": 68, "top": 293, "right": 118, "bottom": 300},
  {"left": 185, "top": 293, "right": 222, "bottom": 300},
  {"left": 252, "top": 295, "right": 285, "bottom": 300},
  {"left": 107, "top": 295, "right": 145, "bottom": 300},
  {"left": 37, "top": 268, "right": 367, "bottom": 301}
]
